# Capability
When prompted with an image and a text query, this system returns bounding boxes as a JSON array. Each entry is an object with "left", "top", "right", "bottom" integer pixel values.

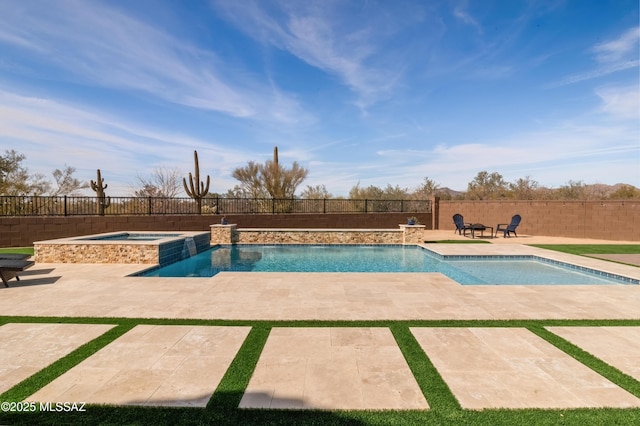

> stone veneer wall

[
  {"left": 211, "top": 224, "right": 425, "bottom": 245},
  {"left": 35, "top": 243, "right": 160, "bottom": 264},
  {"left": 35, "top": 232, "right": 211, "bottom": 264},
  {"left": 401, "top": 225, "right": 426, "bottom": 244}
]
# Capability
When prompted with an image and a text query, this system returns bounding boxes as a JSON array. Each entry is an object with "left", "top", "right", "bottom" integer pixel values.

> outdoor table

[{"left": 469, "top": 224, "right": 493, "bottom": 239}]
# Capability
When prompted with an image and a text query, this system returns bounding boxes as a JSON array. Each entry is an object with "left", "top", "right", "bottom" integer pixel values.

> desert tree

[
  {"left": 133, "top": 166, "right": 182, "bottom": 198},
  {"left": 608, "top": 185, "right": 640, "bottom": 199},
  {"left": 51, "top": 165, "right": 89, "bottom": 196},
  {"left": 261, "top": 146, "right": 308, "bottom": 198},
  {"left": 231, "top": 161, "right": 266, "bottom": 198},
  {"left": 507, "top": 176, "right": 540, "bottom": 200},
  {"left": 300, "top": 184, "right": 332, "bottom": 199},
  {"left": 0, "top": 150, "right": 31, "bottom": 195},
  {"left": 412, "top": 177, "right": 440, "bottom": 199},
  {"left": 556, "top": 180, "right": 587, "bottom": 200},
  {"left": 0, "top": 149, "right": 51, "bottom": 195},
  {"left": 466, "top": 171, "right": 508, "bottom": 200},
  {"left": 232, "top": 146, "right": 308, "bottom": 198},
  {"left": 349, "top": 182, "right": 410, "bottom": 200}
]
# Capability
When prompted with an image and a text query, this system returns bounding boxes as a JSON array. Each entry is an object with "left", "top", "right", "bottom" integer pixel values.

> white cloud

[
  {"left": 0, "top": 90, "right": 260, "bottom": 195},
  {"left": 356, "top": 113, "right": 640, "bottom": 191},
  {"left": 453, "top": 1, "right": 483, "bottom": 35},
  {"left": 550, "top": 60, "right": 639, "bottom": 87},
  {"left": 0, "top": 0, "right": 308, "bottom": 124},
  {"left": 549, "top": 26, "right": 640, "bottom": 87},
  {"left": 211, "top": 0, "right": 417, "bottom": 108},
  {"left": 596, "top": 85, "right": 640, "bottom": 120},
  {"left": 592, "top": 27, "right": 640, "bottom": 63}
]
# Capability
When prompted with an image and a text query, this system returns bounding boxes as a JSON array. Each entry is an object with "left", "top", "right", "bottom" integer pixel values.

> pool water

[
  {"left": 138, "top": 245, "right": 636, "bottom": 285},
  {"left": 80, "top": 233, "right": 182, "bottom": 241}
]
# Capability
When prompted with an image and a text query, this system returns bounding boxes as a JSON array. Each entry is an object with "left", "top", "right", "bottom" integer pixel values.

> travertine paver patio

[
  {"left": 0, "top": 323, "right": 115, "bottom": 394},
  {"left": 547, "top": 326, "right": 640, "bottom": 382},
  {"left": 410, "top": 327, "right": 640, "bottom": 409},
  {"left": 2, "top": 241, "right": 639, "bottom": 321},
  {"left": 239, "top": 327, "right": 428, "bottom": 410},
  {"left": 2, "top": 234, "right": 639, "bottom": 411},
  {"left": 27, "top": 325, "right": 250, "bottom": 407}
]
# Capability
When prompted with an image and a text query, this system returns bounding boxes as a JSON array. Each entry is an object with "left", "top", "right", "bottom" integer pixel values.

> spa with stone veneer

[
  {"left": 34, "top": 231, "right": 210, "bottom": 265},
  {"left": 34, "top": 225, "right": 425, "bottom": 265}
]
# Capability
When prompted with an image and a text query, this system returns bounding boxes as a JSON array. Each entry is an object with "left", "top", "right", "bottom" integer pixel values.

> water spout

[{"left": 182, "top": 237, "right": 197, "bottom": 259}]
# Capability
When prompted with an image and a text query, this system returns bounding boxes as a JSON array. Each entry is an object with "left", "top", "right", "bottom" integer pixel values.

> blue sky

[{"left": 1, "top": 0, "right": 638, "bottom": 196}]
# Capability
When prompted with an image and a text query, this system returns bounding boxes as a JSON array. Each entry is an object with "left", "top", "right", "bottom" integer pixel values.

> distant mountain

[
  {"left": 585, "top": 183, "right": 638, "bottom": 198},
  {"left": 435, "top": 187, "right": 464, "bottom": 198}
]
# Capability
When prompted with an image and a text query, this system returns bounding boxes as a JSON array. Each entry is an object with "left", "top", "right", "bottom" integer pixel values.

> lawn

[
  {"left": 531, "top": 244, "right": 640, "bottom": 255},
  {"left": 532, "top": 244, "right": 640, "bottom": 267},
  {"left": 0, "top": 247, "right": 34, "bottom": 256}
]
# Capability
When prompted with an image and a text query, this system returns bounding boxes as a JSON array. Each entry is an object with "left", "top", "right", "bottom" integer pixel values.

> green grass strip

[
  {"left": 0, "top": 247, "right": 34, "bottom": 255},
  {"left": 4, "top": 316, "right": 640, "bottom": 329},
  {"left": 207, "top": 325, "right": 270, "bottom": 411},
  {"left": 425, "top": 239, "right": 491, "bottom": 244},
  {"left": 390, "top": 324, "right": 460, "bottom": 412},
  {"left": 0, "top": 323, "right": 136, "bottom": 402},
  {"left": 531, "top": 244, "right": 640, "bottom": 255}
]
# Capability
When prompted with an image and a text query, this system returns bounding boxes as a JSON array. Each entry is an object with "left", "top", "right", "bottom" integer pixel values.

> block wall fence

[
  {"left": 1, "top": 199, "right": 638, "bottom": 247},
  {"left": 436, "top": 199, "right": 640, "bottom": 241},
  {"left": 0, "top": 213, "right": 429, "bottom": 247}
]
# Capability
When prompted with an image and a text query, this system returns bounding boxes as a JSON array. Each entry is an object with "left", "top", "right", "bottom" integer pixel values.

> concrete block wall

[
  {"left": 1, "top": 213, "right": 430, "bottom": 247},
  {"left": 438, "top": 200, "right": 639, "bottom": 241},
  {"left": 2, "top": 199, "right": 639, "bottom": 246}
]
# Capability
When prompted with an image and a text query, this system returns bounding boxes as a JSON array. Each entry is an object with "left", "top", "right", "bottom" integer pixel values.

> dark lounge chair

[
  {"left": 0, "top": 253, "right": 31, "bottom": 260},
  {"left": 453, "top": 214, "right": 474, "bottom": 237},
  {"left": 495, "top": 214, "right": 522, "bottom": 238},
  {"left": 0, "top": 259, "right": 35, "bottom": 287}
]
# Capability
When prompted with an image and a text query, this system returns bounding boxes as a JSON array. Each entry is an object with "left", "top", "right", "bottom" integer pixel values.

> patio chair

[
  {"left": 453, "top": 214, "right": 474, "bottom": 236},
  {"left": 495, "top": 214, "right": 521, "bottom": 238},
  {"left": 0, "top": 259, "right": 35, "bottom": 287}
]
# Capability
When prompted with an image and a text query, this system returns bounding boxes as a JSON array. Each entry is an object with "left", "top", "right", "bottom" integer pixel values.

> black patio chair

[
  {"left": 495, "top": 214, "right": 522, "bottom": 238},
  {"left": 453, "top": 214, "right": 474, "bottom": 237}
]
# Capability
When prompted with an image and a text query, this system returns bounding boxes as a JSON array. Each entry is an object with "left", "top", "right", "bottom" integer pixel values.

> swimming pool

[
  {"left": 136, "top": 245, "right": 637, "bottom": 285},
  {"left": 78, "top": 233, "right": 182, "bottom": 241}
]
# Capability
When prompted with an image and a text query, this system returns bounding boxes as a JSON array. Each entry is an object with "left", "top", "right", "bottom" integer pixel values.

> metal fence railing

[{"left": 0, "top": 196, "right": 431, "bottom": 217}]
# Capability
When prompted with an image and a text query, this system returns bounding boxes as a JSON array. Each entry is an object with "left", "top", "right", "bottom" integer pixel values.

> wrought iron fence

[{"left": 0, "top": 196, "right": 431, "bottom": 217}]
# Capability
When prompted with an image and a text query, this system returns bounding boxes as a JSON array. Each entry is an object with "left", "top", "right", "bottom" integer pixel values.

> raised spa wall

[
  {"left": 210, "top": 224, "right": 426, "bottom": 245},
  {"left": 34, "top": 232, "right": 210, "bottom": 265}
]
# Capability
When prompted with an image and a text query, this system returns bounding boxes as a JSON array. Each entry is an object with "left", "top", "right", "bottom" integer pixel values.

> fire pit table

[{"left": 469, "top": 224, "right": 493, "bottom": 239}]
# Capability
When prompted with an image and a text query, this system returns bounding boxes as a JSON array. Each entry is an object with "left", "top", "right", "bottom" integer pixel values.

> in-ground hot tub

[{"left": 34, "top": 231, "right": 210, "bottom": 265}]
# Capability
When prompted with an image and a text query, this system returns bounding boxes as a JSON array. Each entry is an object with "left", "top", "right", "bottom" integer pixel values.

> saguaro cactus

[
  {"left": 90, "top": 169, "right": 111, "bottom": 215},
  {"left": 183, "top": 150, "right": 210, "bottom": 214}
]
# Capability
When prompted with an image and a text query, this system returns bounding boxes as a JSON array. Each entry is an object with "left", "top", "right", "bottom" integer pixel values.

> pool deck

[{"left": 2, "top": 231, "right": 640, "bottom": 411}]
